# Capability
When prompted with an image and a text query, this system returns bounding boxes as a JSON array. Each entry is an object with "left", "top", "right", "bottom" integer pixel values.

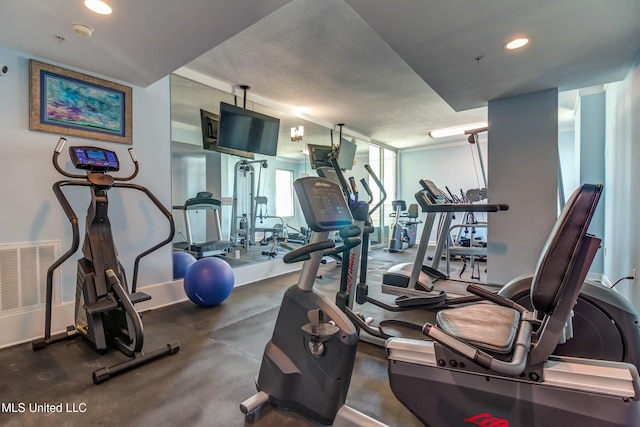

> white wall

[
  {"left": 399, "top": 138, "right": 488, "bottom": 200},
  {"left": 604, "top": 52, "right": 640, "bottom": 306},
  {"left": 398, "top": 137, "right": 489, "bottom": 240},
  {"left": 577, "top": 92, "right": 606, "bottom": 273},
  {"left": 0, "top": 46, "right": 173, "bottom": 346},
  {"left": 487, "top": 89, "right": 558, "bottom": 285},
  {"left": 558, "top": 129, "right": 577, "bottom": 206}
]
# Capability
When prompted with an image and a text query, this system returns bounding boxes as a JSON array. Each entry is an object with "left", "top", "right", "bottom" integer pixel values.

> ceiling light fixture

[
  {"left": 505, "top": 37, "right": 529, "bottom": 50},
  {"left": 84, "top": 0, "right": 112, "bottom": 15},
  {"left": 428, "top": 122, "right": 488, "bottom": 139},
  {"left": 291, "top": 125, "right": 305, "bottom": 142},
  {"left": 72, "top": 23, "right": 94, "bottom": 37}
]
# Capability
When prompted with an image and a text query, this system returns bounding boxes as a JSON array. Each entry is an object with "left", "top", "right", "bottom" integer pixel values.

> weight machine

[{"left": 229, "top": 159, "right": 286, "bottom": 256}]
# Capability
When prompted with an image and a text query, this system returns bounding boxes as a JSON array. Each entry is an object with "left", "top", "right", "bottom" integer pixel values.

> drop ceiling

[{"left": 1, "top": 0, "right": 638, "bottom": 151}]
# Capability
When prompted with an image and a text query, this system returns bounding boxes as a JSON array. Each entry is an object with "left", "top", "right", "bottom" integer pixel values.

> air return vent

[{"left": 0, "top": 241, "right": 60, "bottom": 315}]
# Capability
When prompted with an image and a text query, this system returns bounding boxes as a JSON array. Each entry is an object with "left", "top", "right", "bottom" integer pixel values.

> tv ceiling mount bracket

[{"left": 237, "top": 84, "right": 251, "bottom": 108}]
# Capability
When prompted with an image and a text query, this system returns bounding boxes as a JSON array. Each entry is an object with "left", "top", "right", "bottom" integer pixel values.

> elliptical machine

[
  {"left": 240, "top": 176, "right": 385, "bottom": 426},
  {"left": 32, "top": 138, "right": 180, "bottom": 384}
]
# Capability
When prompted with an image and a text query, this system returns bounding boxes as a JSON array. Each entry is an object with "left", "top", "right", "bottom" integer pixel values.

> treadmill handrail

[
  {"left": 176, "top": 198, "right": 222, "bottom": 210},
  {"left": 420, "top": 202, "right": 509, "bottom": 213}
]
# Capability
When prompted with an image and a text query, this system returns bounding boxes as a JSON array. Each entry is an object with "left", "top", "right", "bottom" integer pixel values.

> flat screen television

[
  {"left": 200, "top": 109, "right": 254, "bottom": 159},
  {"left": 337, "top": 138, "right": 357, "bottom": 170},
  {"left": 307, "top": 144, "right": 334, "bottom": 170},
  {"left": 217, "top": 102, "right": 280, "bottom": 157}
]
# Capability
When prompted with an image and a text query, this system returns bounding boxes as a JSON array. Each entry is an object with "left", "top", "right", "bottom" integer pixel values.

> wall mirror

[{"left": 170, "top": 74, "right": 372, "bottom": 273}]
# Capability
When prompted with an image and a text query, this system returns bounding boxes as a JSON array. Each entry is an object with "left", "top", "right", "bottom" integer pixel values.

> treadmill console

[
  {"left": 293, "top": 177, "right": 353, "bottom": 232},
  {"left": 69, "top": 146, "right": 119, "bottom": 172},
  {"left": 419, "top": 179, "right": 448, "bottom": 203}
]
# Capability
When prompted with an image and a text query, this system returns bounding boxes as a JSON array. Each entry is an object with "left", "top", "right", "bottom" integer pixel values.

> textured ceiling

[
  {"left": 0, "top": 0, "right": 291, "bottom": 87},
  {"left": 346, "top": 0, "right": 640, "bottom": 111},
  {"left": 182, "top": 0, "right": 486, "bottom": 151}
]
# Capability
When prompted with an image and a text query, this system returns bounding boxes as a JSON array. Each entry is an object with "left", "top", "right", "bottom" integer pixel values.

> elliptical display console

[{"left": 69, "top": 146, "right": 120, "bottom": 171}]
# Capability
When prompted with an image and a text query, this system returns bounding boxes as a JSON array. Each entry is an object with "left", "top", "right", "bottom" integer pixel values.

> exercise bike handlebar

[
  {"left": 283, "top": 226, "right": 362, "bottom": 264},
  {"left": 423, "top": 321, "right": 532, "bottom": 376}
]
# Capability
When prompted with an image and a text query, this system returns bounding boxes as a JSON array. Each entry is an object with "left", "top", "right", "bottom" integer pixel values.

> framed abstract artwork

[{"left": 29, "top": 60, "right": 132, "bottom": 144}]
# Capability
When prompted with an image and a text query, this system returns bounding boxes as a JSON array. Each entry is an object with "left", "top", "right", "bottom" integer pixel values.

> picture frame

[{"left": 29, "top": 60, "right": 132, "bottom": 145}]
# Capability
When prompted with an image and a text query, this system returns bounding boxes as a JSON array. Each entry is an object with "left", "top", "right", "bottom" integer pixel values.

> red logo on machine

[{"left": 464, "top": 412, "right": 510, "bottom": 427}]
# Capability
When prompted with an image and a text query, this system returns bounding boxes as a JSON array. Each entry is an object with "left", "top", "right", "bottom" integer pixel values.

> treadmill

[
  {"left": 382, "top": 179, "right": 508, "bottom": 292},
  {"left": 173, "top": 192, "right": 232, "bottom": 258}
]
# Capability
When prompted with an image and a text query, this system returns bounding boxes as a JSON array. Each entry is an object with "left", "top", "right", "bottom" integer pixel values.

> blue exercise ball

[
  {"left": 173, "top": 251, "right": 197, "bottom": 279},
  {"left": 183, "top": 257, "right": 235, "bottom": 307}
]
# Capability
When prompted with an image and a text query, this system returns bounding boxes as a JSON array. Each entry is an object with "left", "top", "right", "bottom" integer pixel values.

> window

[
  {"left": 275, "top": 169, "right": 294, "bottom": 217},
  {"left": 368, "top": 144, "right": 397, "bottom": 245}
]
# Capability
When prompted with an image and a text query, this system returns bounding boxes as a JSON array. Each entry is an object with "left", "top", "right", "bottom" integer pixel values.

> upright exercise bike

[
  {"left": 240, "top": 176, "right": 386, "bottom": 426},
  {"left": 32, "top": 138, "right": 180, "bottom": 384}
]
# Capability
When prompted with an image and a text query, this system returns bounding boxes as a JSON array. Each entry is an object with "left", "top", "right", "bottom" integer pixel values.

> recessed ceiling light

[
  {"left": 72, "top": 23, "right": 94, "bottom": 37},
  {"left": 505, "top": 37, "right": 529, "bottom": 50},
  {"left": 84, "top": 0, "right": 112, "bottom": 15}
]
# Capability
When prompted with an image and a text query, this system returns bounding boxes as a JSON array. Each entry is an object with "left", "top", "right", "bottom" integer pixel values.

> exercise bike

[
  {"left": 32, "top": 138, "right": 180, "bottom": 384},
  {"left": 386, "top": 183, "right": 640, "bottom": 426},
  {"left": 240, "top": 176, "right": 386, "bottom": 426},
  {"left": 370, "top": 177, "right": 640, "bottom": 370},
  {"left": 242, "top": 181, "right": 640, "bottom": 427},
  {"left": 386, "top": 200, "right": 419, "bottom": 252}
]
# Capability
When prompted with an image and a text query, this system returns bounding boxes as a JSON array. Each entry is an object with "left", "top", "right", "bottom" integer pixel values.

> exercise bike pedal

[{"left": 301, "top": 309, "right": 340, "bottom": 357}]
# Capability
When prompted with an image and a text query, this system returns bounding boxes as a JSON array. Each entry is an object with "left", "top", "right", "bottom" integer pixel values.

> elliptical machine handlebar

[
  {"left": 364, "top": 164, "right": 387, "bottom": 216},
  {"left": 114, "top": 148, "right": 139, "bottom": 182},
  {"left": 359, "top": 178, "right": 374, "bottom": 205},
  {"left": 330, "top": 157, "right": 356, "bottom": 207},
  {"left": 48, "top": 139, "right": 175, "bottom": 294},
  {"left": 348, "top": 177, "right": 359, "bottom": 200},
  {"left": 53, "top": 137, "right": 139, "bottom": 181},
  {"left": 53, "top": 138, "right": 85, "bottom": 179}
]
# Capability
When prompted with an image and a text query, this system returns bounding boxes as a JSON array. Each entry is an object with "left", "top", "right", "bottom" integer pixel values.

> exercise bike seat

[{"left": 436, "top": 303, "right": 519, "bottom": 353}]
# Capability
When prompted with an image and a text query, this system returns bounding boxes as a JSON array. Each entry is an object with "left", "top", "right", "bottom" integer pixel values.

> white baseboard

[{"left": 0, "top": 259, "right": 301, "bottom": 349}]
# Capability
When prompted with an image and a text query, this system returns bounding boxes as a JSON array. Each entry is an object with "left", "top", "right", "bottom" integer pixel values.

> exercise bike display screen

[
  {"left": 294, "top": 177, "right": 353, "bottom": 232},
  {"left": 70, "top": 146, "right": 120, "bottom": 171}
]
